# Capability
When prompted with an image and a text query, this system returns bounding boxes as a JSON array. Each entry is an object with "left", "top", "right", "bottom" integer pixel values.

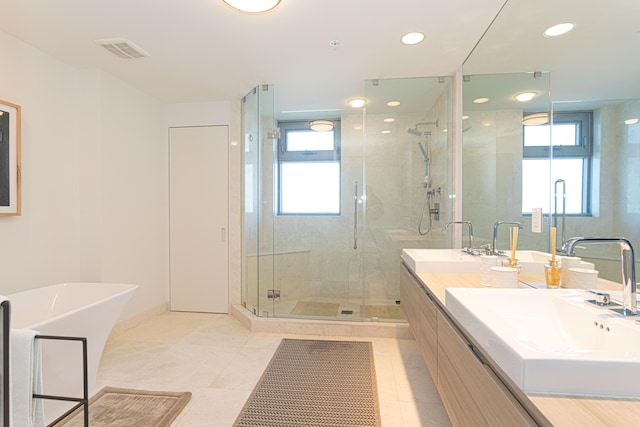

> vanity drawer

[{"left": 437, "top": 311, "right": 536, "bottom": 426}]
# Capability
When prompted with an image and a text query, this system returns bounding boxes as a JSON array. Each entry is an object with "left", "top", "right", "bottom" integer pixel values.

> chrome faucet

[
  {"left": 562, "top": 237, "right": 637, "bottom": 316},
  {"left": 445, "top": 221, "right": 475, "bottom": 254},
  {"left": 492, "top": 221, "right": 522, "bottom": 256}
]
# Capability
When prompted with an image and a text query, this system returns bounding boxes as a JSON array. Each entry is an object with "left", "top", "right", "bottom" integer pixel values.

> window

[
  {"left": 522, "top": 111, "right": 593, "bottom": 215},
  {"left": 277, "top": 120, "right": 341, "bottom": 215}
]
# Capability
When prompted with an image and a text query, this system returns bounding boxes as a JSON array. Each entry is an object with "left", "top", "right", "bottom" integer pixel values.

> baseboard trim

[{"left": 110, "top": 303, "right": 169, "bottom": 338}]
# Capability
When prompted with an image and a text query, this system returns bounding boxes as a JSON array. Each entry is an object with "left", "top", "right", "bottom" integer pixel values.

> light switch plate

[{"left": 531, "top": 208, "right": 543, "bottom": 233}]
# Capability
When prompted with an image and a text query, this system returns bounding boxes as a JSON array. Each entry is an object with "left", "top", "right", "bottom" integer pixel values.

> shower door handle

[{"left": 353, "top": 181, "right": 358, "bottom": 250}]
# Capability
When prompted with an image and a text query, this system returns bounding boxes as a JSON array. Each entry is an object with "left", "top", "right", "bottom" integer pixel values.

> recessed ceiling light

[
  {"left": 383, "top": 118, "right": 395, "bottom": 123},
  {"left": 387, "top": 101, "right": 401, "bottom": 107},
  {"left": 473, "top": 98, "right": 489, "bottom": 104},
  {"left": 381, "top": 130, "right": 392, "bottom": 134},
  {"left": 625, "top": 118, "right": 639, "bottom": 125},
  {"left": 347, "top": 98, "right": 367, "bottom": 108},
  {"left": 514, "top": 92, "right": 537, "bottom": 102},
  {"left": 543, "top": 22, "right": 575, "bottom": 37},
  {"left": 401, "top": 32, "right": 425, "bottom": 45},
  {"left": 462, "top": 115, "right": 469, "bottom": 120},
  {"left": 222, "top": 0, "right": 280, "bottom": 13}
]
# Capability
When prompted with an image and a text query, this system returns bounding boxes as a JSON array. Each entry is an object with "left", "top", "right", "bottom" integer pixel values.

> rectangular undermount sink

[
  {"left": 402, "top": 249, "right": 593, "bottom": 275},
  {"left": 446, "top": 287, "right": 640, "bottom": 397},
  {"left": 401, "top": 249, "right": 480, "bottom": 273}
]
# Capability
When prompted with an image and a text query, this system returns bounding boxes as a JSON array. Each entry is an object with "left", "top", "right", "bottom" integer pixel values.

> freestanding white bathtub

[{"left": 7, "top": 282, "right": 138, "bottom": 423}]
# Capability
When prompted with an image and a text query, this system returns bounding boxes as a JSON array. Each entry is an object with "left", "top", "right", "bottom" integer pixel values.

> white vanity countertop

[{"left": 411, "top": 269, "right": 640, "bottom": 427}]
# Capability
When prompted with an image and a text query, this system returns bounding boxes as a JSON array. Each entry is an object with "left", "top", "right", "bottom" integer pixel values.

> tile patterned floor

[{"left": 96, "top": 311, "right": 452, "bottom": 427}]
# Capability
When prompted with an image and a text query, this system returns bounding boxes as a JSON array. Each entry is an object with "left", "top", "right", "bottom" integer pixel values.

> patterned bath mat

[
  {"left": 290, "top": 300, "right": 340, "bottom": 317},
  {"left": 234, "top": 338, "right": 381, "bottom": 426},
  {"left": 58, "top": 387, "right": 191, "bottom": 426}
]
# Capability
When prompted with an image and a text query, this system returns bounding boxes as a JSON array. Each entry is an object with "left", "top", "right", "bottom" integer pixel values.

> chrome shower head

[{"left": 407, "top": 127, "right": 423, "bottom": 136}]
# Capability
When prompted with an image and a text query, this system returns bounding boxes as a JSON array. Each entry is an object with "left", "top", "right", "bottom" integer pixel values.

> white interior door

[{"left": 169, "top": 126, "right": 229, "bottom": 313}]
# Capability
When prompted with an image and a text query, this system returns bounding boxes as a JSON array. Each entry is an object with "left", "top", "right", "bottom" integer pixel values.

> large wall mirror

[{"left": 462, "top": 0, "right": 640, "bottom": 281}]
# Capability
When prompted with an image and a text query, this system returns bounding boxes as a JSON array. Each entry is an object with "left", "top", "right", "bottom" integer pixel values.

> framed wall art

[{"left": 0, "top": 99, "right": 21, "bottom": 216}]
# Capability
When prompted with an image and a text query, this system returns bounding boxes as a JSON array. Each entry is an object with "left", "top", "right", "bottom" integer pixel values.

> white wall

[
  {"left": 0, "top": 30, "right": 82, "bottom": 292},
  {"left": 0, "top": 29, "right": 239, "bottom": 321}
]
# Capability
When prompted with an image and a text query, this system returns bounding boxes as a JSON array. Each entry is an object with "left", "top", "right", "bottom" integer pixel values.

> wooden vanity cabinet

[
  {"left": 400, "top": 265, "right": 438, "bottom": 379},
  {"left": 400, "top": 263, "right": 543, "bottom": 426},
  {"left": 437, "top": 311, "right": 536, "bottom": 426}
]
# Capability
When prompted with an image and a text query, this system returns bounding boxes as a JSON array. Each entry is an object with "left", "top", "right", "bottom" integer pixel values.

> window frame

[
  {"left": 522, "top": 110, "right": 593, "bottom": 216},
  {"left": 277, "top": 120, "right": 342, "bottom": 215}
]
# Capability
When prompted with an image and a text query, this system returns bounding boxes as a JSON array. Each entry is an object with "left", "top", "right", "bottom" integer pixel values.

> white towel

[{"left": 10, "top": 329, "right": 45, "bottom": 427}]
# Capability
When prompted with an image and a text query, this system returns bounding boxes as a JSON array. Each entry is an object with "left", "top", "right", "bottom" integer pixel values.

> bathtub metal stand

[
  {"left": 33, "top": 335, "right": 89, "bottom": 427},
  {"left": 1, "top": 300, "right": 10, "bottom": 427}
]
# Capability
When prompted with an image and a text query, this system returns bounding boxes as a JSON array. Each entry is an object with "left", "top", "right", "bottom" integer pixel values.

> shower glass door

[
  {"left": 242, "top": 84, "right": 276, "bottom": 317},
  {"left": 242, "top": 77, "right": 454, "bottom": 321},
  {"left": 359, "top": 77, "right": 455, "bottom": 321}
]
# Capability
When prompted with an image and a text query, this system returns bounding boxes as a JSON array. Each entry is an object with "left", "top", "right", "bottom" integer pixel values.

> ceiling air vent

[{"left": 95, "top": 38, "right": 150, "bottom": 59}]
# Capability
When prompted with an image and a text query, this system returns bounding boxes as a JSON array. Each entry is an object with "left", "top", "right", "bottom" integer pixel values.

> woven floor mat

[
  {"left": 58, "top": 387, "right": 191, "bottom": 426},
  {"left": 234, "top": 339, "right": 381, "bottom": 427}
]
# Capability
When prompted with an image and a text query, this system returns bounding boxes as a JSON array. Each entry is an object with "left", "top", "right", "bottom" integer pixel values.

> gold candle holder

[
  {"left": 545, "top": 259, "right": 561, "bottom": 288},
  {"left": 502, "top": 258, "right": 521, "bottom": 276}
]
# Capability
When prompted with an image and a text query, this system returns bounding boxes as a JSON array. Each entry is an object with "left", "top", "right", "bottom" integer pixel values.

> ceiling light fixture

[
  {"left": 383, "top": 118, "right": 395, "bottom": 123},
  {"left": 473, "top": 97, "right": 489, "bottom": 104},
  {"left": 381, "top": 130, "right": 392, "bottom": 134},
  {"left": 386, "top": 101, "right": 401, "bottom": 107},
  {"left": 625, "top": 118, "right": 639, "bottom": 125},
  {"left": 514, "top": 92, "right": 537, "bottom": 102},
  {"left": 347, "top": 98, "right": 367, "bottom": 108},
  {"left": 522, "top": 112, "right": 550, "bottom": 125},
  {"left": 401, "top": 32, "right": 425, "bottom": 45},
  {"left": 222, "top": 0, "right": 281, "bottom": 13},
  {"left": 543, "top": 22, "right": 575, "bottom": 37},
  {"left": 309, "top": 120, "right": 334, "bottom": 131}
]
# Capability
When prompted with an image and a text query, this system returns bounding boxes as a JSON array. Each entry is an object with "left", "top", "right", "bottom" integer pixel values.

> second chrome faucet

[
  {"left": 492, "top": 221, "right": 523, "bottom": 256},
  {"left": 445, "top": 221, "right": 475, "bottom": 255}
]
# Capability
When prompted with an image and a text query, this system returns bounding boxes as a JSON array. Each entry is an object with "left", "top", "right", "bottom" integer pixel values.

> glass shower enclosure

[{"left": 242, "top": 77, "right": 455, "bottom": 322}]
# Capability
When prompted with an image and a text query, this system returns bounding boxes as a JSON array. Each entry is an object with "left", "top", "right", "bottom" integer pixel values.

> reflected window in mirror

[
  {"left": 522, "top": 111, "right": 593, "bottom": 215},
  {"left": 277, "top": 120, "right": 341, "bottom": 215}
]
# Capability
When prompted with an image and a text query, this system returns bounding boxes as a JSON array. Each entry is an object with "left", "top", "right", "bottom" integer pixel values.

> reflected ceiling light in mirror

[
  {"left": 383, "top": 118, "right": 395, "bottom": 123},
  {"left": 473, "top": 97, "right": 489, "bottom": 104},
  {"left": 514, "top": 92, "right": 537, "bottom": 102},
  {"left": 309, "top": 120, "right": 334, "bottom": 131},
  {"left": 462, "top": 115, "right": 469, "bottom": 120},
  {"left": 347, "top": 98, "right": 367, "bottom": 108},
  {"left": 401, "top": 32, "right": 425, "bottom": 45},
  {"left": 522, "top": 112, "right": 550, "bottom": 125},
  {"left": 482, "top": 121, "right": 493, "bottom": 127},
  {"left": 222, "top": 0, "right": 281, "bottom": 13},
  {"left": 386, "top": 101, "right": 401, "bottom": 107},
  {"left": 543, "top": 22, "right": 575, "bottom": 37},
  {"left": 625, "top": 118, "right": 639, "bottom": 125},
  {"left": 381, "top": 130, "right": 392, "bottom": 134}
]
